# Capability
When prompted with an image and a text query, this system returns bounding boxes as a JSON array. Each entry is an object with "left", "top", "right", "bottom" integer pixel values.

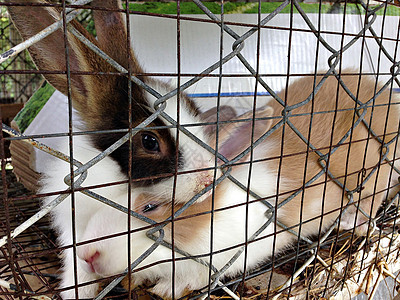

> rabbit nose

[
  {"left": 82, "top": 251, "right": 100, "bottom": 273},
  {"left": 84, "top": 251, "right": 100, "bottom": 264}
]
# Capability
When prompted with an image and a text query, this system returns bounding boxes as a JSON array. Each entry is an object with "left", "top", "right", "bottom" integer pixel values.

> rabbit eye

[
  {"left": 141, "top": 133, "right": 160, "bottom": 152},
  {"left": 143, "top": 203, "right": 158, "bottom": 213}
]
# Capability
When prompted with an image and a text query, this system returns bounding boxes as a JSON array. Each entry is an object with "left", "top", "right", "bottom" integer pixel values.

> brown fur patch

[
  {"left": 134, "top": 188, "right": 226, "bottom": 249},
  {"left": 265, "top": 73, "right": 400, "bottom": 233}
]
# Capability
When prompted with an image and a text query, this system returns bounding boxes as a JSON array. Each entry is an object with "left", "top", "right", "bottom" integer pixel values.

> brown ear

[
  {"left": 6, "top": 0, "right": 131, "bottom": 125},
  {"left": 216, "top": 106, "right": 274, "bottom": 160},
  {"left": 91, "top": 0, "right": 143, "bottom": 74}
]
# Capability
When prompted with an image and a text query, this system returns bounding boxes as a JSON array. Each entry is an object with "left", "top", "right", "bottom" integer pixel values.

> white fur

[
  {"left": 67, "top": 177, "right": 292, "bottom": 298},
  {"left": 38, "top": 87, "right": 227, "bottom": 298}
]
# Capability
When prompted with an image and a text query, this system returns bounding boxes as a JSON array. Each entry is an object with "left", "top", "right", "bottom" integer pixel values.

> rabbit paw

[
  {"left": 340, "top": 207, "right": 375, "bottom": 236},
  {"left": 150, "top": 279, "right": 192, "bottom": 299}
]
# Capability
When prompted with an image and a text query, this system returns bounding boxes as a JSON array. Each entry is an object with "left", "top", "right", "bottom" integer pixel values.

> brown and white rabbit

[
  {"left": 8, "top": 0, "right": 400, "bottom": 299},
  {"left": 69, "top": 74, "right": 400, "bottom": 299},
  {"left": 7, "top": 0, "right": 225, "bottom": 298}
]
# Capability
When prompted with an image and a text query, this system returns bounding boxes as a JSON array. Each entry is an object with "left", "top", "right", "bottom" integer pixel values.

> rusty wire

[{"left": 1, "top": 0, "right": 400, "bottom": 299}]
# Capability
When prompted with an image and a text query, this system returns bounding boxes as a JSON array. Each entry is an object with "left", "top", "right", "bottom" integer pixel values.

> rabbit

[
  {"left": 71, "top": 73, "right": 400, "bottom": 298},
  {"left": 7, "top": 0, "right": 229, "bottom": 298},
  {"left": 8, "top": 0, "right": 400, "bottom": 299}
]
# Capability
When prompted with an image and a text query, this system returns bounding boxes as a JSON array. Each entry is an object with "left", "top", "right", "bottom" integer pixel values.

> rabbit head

[{"left": 7, "top": 0, "right": 222, "bottom": 205}]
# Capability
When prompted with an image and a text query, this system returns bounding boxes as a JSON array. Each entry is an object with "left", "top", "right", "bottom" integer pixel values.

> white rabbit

[{"left": 8, "top": 0, "right": 400, "bottom": 298}]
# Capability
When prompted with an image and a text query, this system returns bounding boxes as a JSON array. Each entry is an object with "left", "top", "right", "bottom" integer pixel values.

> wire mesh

[
  {"left": 0, "top": 6, "right": 41, "bottom": 104},
  {"left": 1, "top": 0, "right": 400, "bottom": 299}
]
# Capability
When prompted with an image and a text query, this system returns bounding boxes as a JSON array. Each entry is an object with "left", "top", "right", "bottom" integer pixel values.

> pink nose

[{"left": 84, "top": 251, "right": 100, "bottom": 273}]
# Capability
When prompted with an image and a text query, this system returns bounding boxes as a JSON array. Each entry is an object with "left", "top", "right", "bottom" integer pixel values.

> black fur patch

[{"left": 90, "top": 76, "right": 184, "bottom": 186}]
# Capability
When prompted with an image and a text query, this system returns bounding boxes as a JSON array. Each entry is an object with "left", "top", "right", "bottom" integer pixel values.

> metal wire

[{"left": 1, "top": 0, "right": 400, "bottom": 299}]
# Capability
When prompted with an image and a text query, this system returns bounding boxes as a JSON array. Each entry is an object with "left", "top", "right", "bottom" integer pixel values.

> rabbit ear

[
  {"left": 7, "top": 0, "right": 140, "bottom": 129},
  {"left": 199, "top": 105, "right": 237, "bottom": 136},
  {"left": 216, "top": 106, "right": 274, "bottom": 160},
  {"left": 91, "top": 0, "right": 142, "bottom": 73}
]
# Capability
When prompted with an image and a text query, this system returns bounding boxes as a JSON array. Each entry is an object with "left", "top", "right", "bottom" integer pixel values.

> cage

[
  {"left": 0, "top": 6, "right": 42, "bottom": 105},
  {"left": 1, "top": 0, "right": 400, "bottom": 299}
]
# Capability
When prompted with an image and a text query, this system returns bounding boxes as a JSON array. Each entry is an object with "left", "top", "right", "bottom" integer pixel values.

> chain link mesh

[{"left": 1, "top": 0, "right": 400, "bottom": 299}]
